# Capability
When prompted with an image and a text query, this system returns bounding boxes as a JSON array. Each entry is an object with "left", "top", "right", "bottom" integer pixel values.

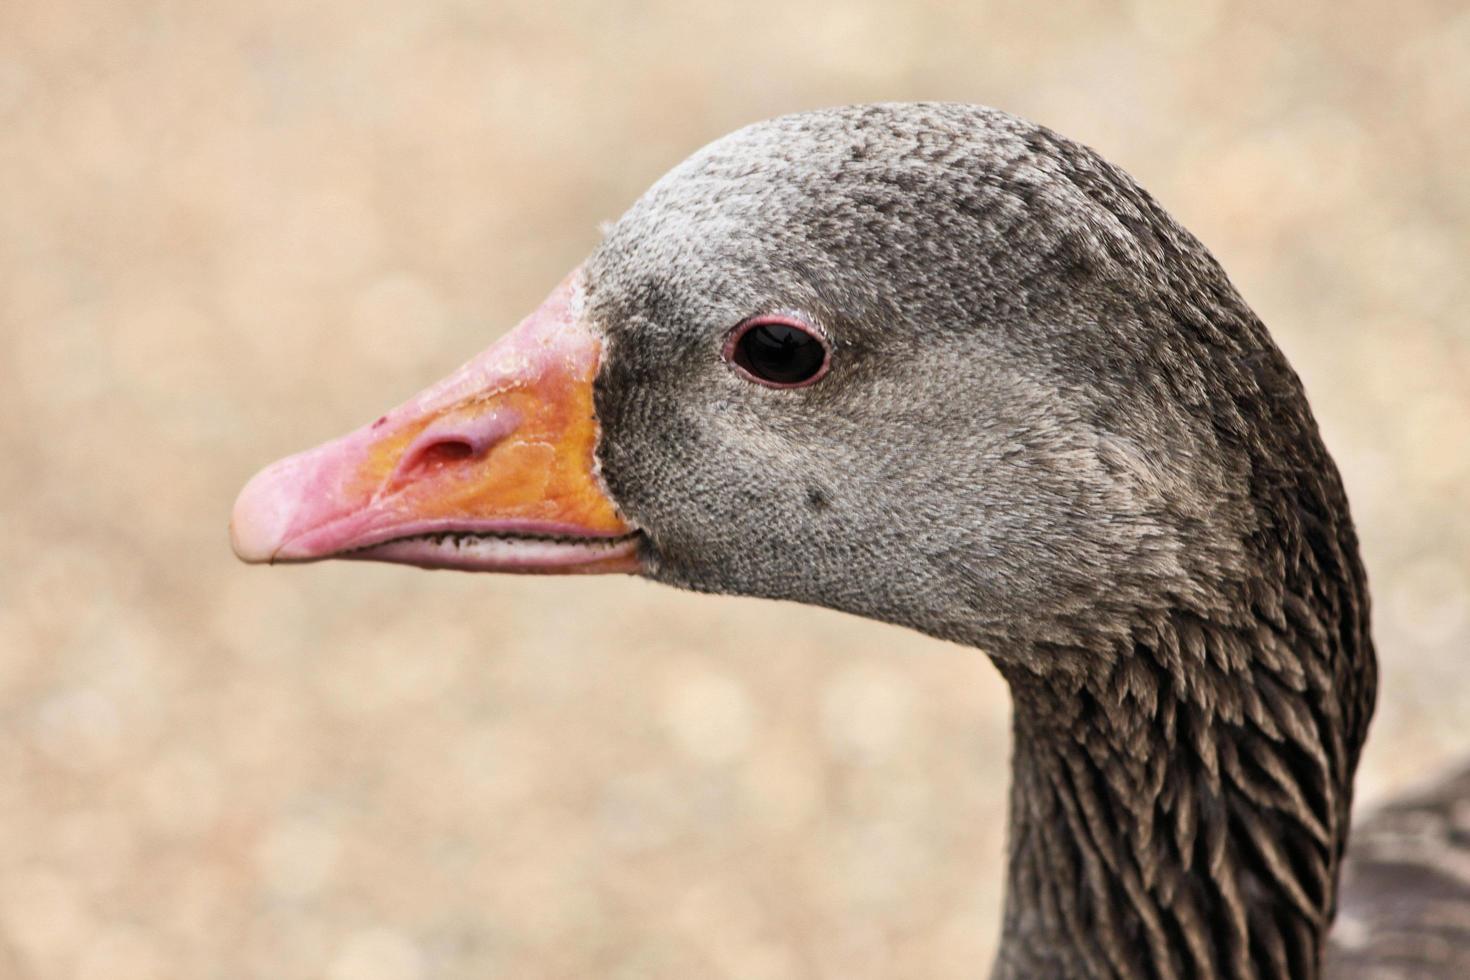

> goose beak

[{"left": 229, "top": 271, "right": 641, "bottom": 574}]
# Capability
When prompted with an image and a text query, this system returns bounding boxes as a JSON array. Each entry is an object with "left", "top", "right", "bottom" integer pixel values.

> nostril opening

[
  {"left": 407, "top": 439, "right": 476, "bottom": 473},
  {"left": 389, "top": 407, "right": 521, "bottom": 486}
]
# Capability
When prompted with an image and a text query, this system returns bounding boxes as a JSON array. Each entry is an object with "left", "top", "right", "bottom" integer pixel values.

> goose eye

[{"left": 726, "top": 318, "right": 830, "bottom": 387}]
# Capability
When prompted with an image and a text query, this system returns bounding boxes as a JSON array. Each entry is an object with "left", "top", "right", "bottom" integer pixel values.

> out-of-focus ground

[{"left": 2, "top": 0, "right": 1468, "bottom": 976}]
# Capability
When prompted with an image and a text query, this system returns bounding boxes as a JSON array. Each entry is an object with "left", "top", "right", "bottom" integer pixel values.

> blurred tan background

[{"left": 2, "top": 0, "right": 1468, "bottom": 977}]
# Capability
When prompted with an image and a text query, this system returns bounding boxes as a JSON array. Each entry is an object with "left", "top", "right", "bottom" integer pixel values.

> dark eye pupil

[{"left": 734, "top": 323, "right": 827, "bottom": 384}]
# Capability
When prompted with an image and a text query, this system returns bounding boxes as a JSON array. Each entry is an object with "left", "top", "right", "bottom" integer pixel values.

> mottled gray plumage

[{"left": 575, "top": 103, "right": 1467, "bottom": 977}]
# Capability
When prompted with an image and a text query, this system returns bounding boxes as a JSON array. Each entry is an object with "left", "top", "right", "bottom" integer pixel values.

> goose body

[{"left": 230, "top": 103, "right": 1468, "bottom": 978}]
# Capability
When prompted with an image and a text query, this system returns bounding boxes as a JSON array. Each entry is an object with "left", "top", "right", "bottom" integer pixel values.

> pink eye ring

[{"left": 723, "top": 316, "right": 831, "bottom": 388}]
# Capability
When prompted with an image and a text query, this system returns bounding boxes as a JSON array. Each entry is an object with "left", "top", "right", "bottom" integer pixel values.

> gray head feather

[{"left": 592, "top": 103, "right": 1269, "bottom": 661}]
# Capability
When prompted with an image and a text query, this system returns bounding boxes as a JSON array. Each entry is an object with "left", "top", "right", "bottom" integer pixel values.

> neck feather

[{"left": 991, "top": 560, "right": 1375, "bottom": 979}]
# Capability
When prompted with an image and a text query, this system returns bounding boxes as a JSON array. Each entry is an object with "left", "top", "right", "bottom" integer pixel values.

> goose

[{"left": 229, "top": 102, "right": 1469, "bottom": 979}]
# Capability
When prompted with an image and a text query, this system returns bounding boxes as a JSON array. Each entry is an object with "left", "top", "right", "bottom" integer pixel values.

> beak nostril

[
  {"left": 388, "top": 406, "right": 523, "bottom": 487},
  {"left": 399, "top": 438, "right": 478, "bottom": 478},
  {"left": 416, "top": 439, "right": 476, "bottom": 469}
]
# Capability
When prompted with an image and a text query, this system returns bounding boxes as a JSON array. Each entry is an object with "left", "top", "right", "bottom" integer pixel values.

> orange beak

[{"left": 229, "top": 272, "right": 640, "bottom": 574}]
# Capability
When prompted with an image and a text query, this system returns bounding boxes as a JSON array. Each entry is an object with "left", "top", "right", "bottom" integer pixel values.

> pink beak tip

[{"left": 229, "top": 459, "right": 303, "bottom": 564}]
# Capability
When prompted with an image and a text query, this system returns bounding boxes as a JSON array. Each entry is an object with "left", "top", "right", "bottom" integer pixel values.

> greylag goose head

[{"left": 232, "top": 103, "right": 1384, "bottom": 979}]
